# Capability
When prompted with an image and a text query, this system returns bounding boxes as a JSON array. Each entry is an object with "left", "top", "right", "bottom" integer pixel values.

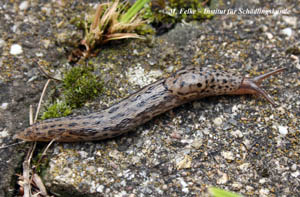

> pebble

[
  {"left": 238, "top": 163, "right": 250, "bottom": 172},
  {"left": 19, "top": 1, "right": 29, "bottom": 10},
  {"left": 278, "top": 125, "right": 288, "bottom": 135},
  {"left": 222, "top": 151, "right": 234, "bottom": 160},
  {"left": 291, "top": 171, "right": 300, "bottom": 178},
  {"left": 281, "top": 28, "right": 292, "bottom": 37},
  {"left": 259, "top": 188, "right": 270, "bottom": 196},
  {"left": 177, "top": 178, "right": 189, "bottom": 193},
  {"left": 231, "top": 130, "right": 243, "bottom": 138},
  {"left": 0, "top": 103, "right": 8, "bottom": 110},
  {"left": 276, "top": 106, "right": 286, "bottom": 114},
  {"left": 0, "top": 128, "right": 9, "bottom": 138},
  {"left": 176, "top": 155, "right": 192, "bottom": 170},
  {"left": 10, "top": 44, "right": 23, "bottom": 55},
  {"left": 291, "top": 164, "right": 297, "bottom": 171},
  {"left": 0, "top": 39, "right": 5, "bottom": 48},
  {"left": 259, "top": 178, "right": 266, "bottom": 184},
  {"left": 282, "top": 16, "right": 297, "bottom": 27},
  {"left": 217, "top": 172, "right": 228, "bottom": 184},
  {"left": 265, "top": 32, "right": 273, "bottom": 40},
  {"left": 213, "top": 117, "right": 223, "bottom": 126},
  {"left": 191, "top": 139, "right": 202, "bottom": 149},
  {"left": 96, "top": 185, "right": 104, "bottom": 193},
  {"left": 232, "top": 182, "right": 242, "bottom": 189}
]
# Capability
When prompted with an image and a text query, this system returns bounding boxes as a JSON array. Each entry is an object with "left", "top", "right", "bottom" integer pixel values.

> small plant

[
  {"left": 62, "top": 66, "right": 104, "bottom": 108},
  {"left": 70, "top": 0, "right": 150, "bottom": 61},
  {"left": 41, "top": 100, "right": 72, "bottom": 120},
  {"left": 41, "top": 66, "right": 104, "bottom": 119}
]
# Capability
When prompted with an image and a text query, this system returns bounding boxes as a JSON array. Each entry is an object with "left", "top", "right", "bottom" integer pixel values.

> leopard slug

[{"left": 16, "top": 67, "right": 285, "bottom": 142}]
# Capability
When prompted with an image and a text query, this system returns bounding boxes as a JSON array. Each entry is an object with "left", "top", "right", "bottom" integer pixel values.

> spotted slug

[{"left": 16, "top": 67, "right": 285, "bottom": 142}]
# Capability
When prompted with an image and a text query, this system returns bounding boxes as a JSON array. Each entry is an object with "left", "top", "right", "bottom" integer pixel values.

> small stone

[
  {"left": 282, "top": 16, "right": 297, "bottom": 27},
  {"left": 202, "top": 128, "right": 210, "bottom": 135},
  {"left": 176, "top": 155, "right": 192, "bottom": 170},
  {"left": 78, "top": 151, "right": 88, "bottom": 158},
  {"left": 217, "top": 171, "right": 228, "bottom": 184},
  {"left": 0, "top": 103, "right": 8, "bottom": 110},
  {"left": 213, "top": 117, "right": 223, "bottom": 126},
  {"left": 238, "top": 163, "right": 250, "bottom": 172},
  {"left": 0, "top": 128, "right": 9, "bottom": 138},
  {"left": 222, "top": 151, "right": 234, "bottom": 160},
  {"left": 96, "top": 185, "right": 104, "bottom": 193},
  {"left": 35, "top": 52, "right": 43, "bottom": 57},
  {"left": 265, "top": 32, "right": 273, "bottom": 40},
  {"left": 42, "top": 39, "right": 51, "bottom": 48},
  {"left": 278, "top": 125, "right": 288, "bottom": 135},
  {"left": 231, "top": 130, "right": 243, "bottom": 138},
  {"left": 259, "top": 178, "right": 266, "bottom": 184},
  {"left": 259, "top": 188, "right": 270, "bottom": 196},
  {"left": 162, "top": 185, "right": 168, "bottom": 190},
  {"left": 232, "top": 105, "right": 239, "bottom": 113},
  {"left": 170, "top": 132, "right": 181, "bottom": 139},
  {"left": 232, "top": 182, "right": 242, "bottom": 189},
  {"left": 10, "top": 44, "right": 23, "bottom": 55},
  {"left": 276, "top": 106, "right": 286, "bottom": 114},
  {"left": 191, "top": 139, "right": 202, "bottom": 149},
  {"left": 281, "top": 28, "right": 292, "bottom": 37},
  {"left": 246, "top": 186, "right": 254, "bottom": 192},
  {"left": 291, "top": 171, "right": 300, "bottom": 177},
  {"left": 0, "top": 39, "right": 5, "bottom": 48},
  {"left": 291, "top": 164, "right": 297, "bottom": 171},
  {"left": 177, "top": 178, "right": 189, "bottom": 193},
  {"left": 19, "top": 1, "right": 29, "bottom": 10}
]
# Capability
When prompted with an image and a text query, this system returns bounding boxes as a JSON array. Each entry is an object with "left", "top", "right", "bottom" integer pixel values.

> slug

[{"left": 16, "top": 67, "right": 285, "bottom": 142}]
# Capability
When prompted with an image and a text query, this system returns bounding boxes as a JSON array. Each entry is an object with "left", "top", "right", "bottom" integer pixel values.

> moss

[
  {"left": 32, "top": 151, "right": 51, "bottom": 175},
  {"left": 63, "top": 66, "right": 104, "bottom": 108},
  {"left": 41, "top": 66, "right": 104, "bottom": 120},
  {"left": 41, "top": 100, "right": 72, "bottom": 120}
]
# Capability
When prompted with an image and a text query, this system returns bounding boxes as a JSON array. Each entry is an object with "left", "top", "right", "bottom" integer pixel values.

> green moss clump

[
  {"left": 62, "top": 66, "right": 103, "bottom": 108},
  {"left": 41, "top": 100, "right": 72, "bottom": 120},
  {"left": 41, "top": 66, "right": 104, "bottom": 120}
]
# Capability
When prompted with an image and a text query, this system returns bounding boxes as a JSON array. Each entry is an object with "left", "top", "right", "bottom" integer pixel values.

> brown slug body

[{"left": 16, "top": 67, "right": 285, "bottom": 142}]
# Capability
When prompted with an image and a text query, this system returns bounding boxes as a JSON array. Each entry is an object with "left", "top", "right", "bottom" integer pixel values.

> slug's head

[{"left": 229, "top": 68, "right": 285, "bottom": 106}]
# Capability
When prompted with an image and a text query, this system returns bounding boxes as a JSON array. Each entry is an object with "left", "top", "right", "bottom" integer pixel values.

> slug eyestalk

[{"left": 230, "top": 68, "right": 286, "bottom": 106}]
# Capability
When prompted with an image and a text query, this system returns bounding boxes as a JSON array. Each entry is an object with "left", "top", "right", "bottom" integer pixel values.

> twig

[
  {"left": 23, "top": 142, "right": 36, "bottom": 197},
  {"left": 0, "top": 141, "right": 26, "bottom": 149},
  {"left": 29, "top": 105, "right": 33, "bottom": 125},
  {"left": 36, "top": 139, "right": 55, "bottom": 166},
  {"left": 34, "top": 79, "right": 51, "bottom": 122},
  {"left": 37, "top": 62, "right": 61, "bottom": 81}
]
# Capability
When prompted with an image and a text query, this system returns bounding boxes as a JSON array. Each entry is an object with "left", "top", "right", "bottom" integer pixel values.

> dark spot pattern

[
  {"left": 108, "top": 106, "right": 119, "bottom": 114},
  {"left": 180, "top": 81, "right": 185, "bottom": 88},
  {"left": 68, "top": 122, "right": 78, "bottom": 127}
]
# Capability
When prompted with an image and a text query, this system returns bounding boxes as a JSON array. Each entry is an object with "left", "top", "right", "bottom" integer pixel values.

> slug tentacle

[
  {"left": 229, "top": 68, "right": 285, "bottom": 106},
  {"left": 16, "top": 67, "right": 285, "bottom": 142}
]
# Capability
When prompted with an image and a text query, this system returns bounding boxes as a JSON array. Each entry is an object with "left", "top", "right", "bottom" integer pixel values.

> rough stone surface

[{"left": 0, "top": 0, "right": 299, "bottom": 196}]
